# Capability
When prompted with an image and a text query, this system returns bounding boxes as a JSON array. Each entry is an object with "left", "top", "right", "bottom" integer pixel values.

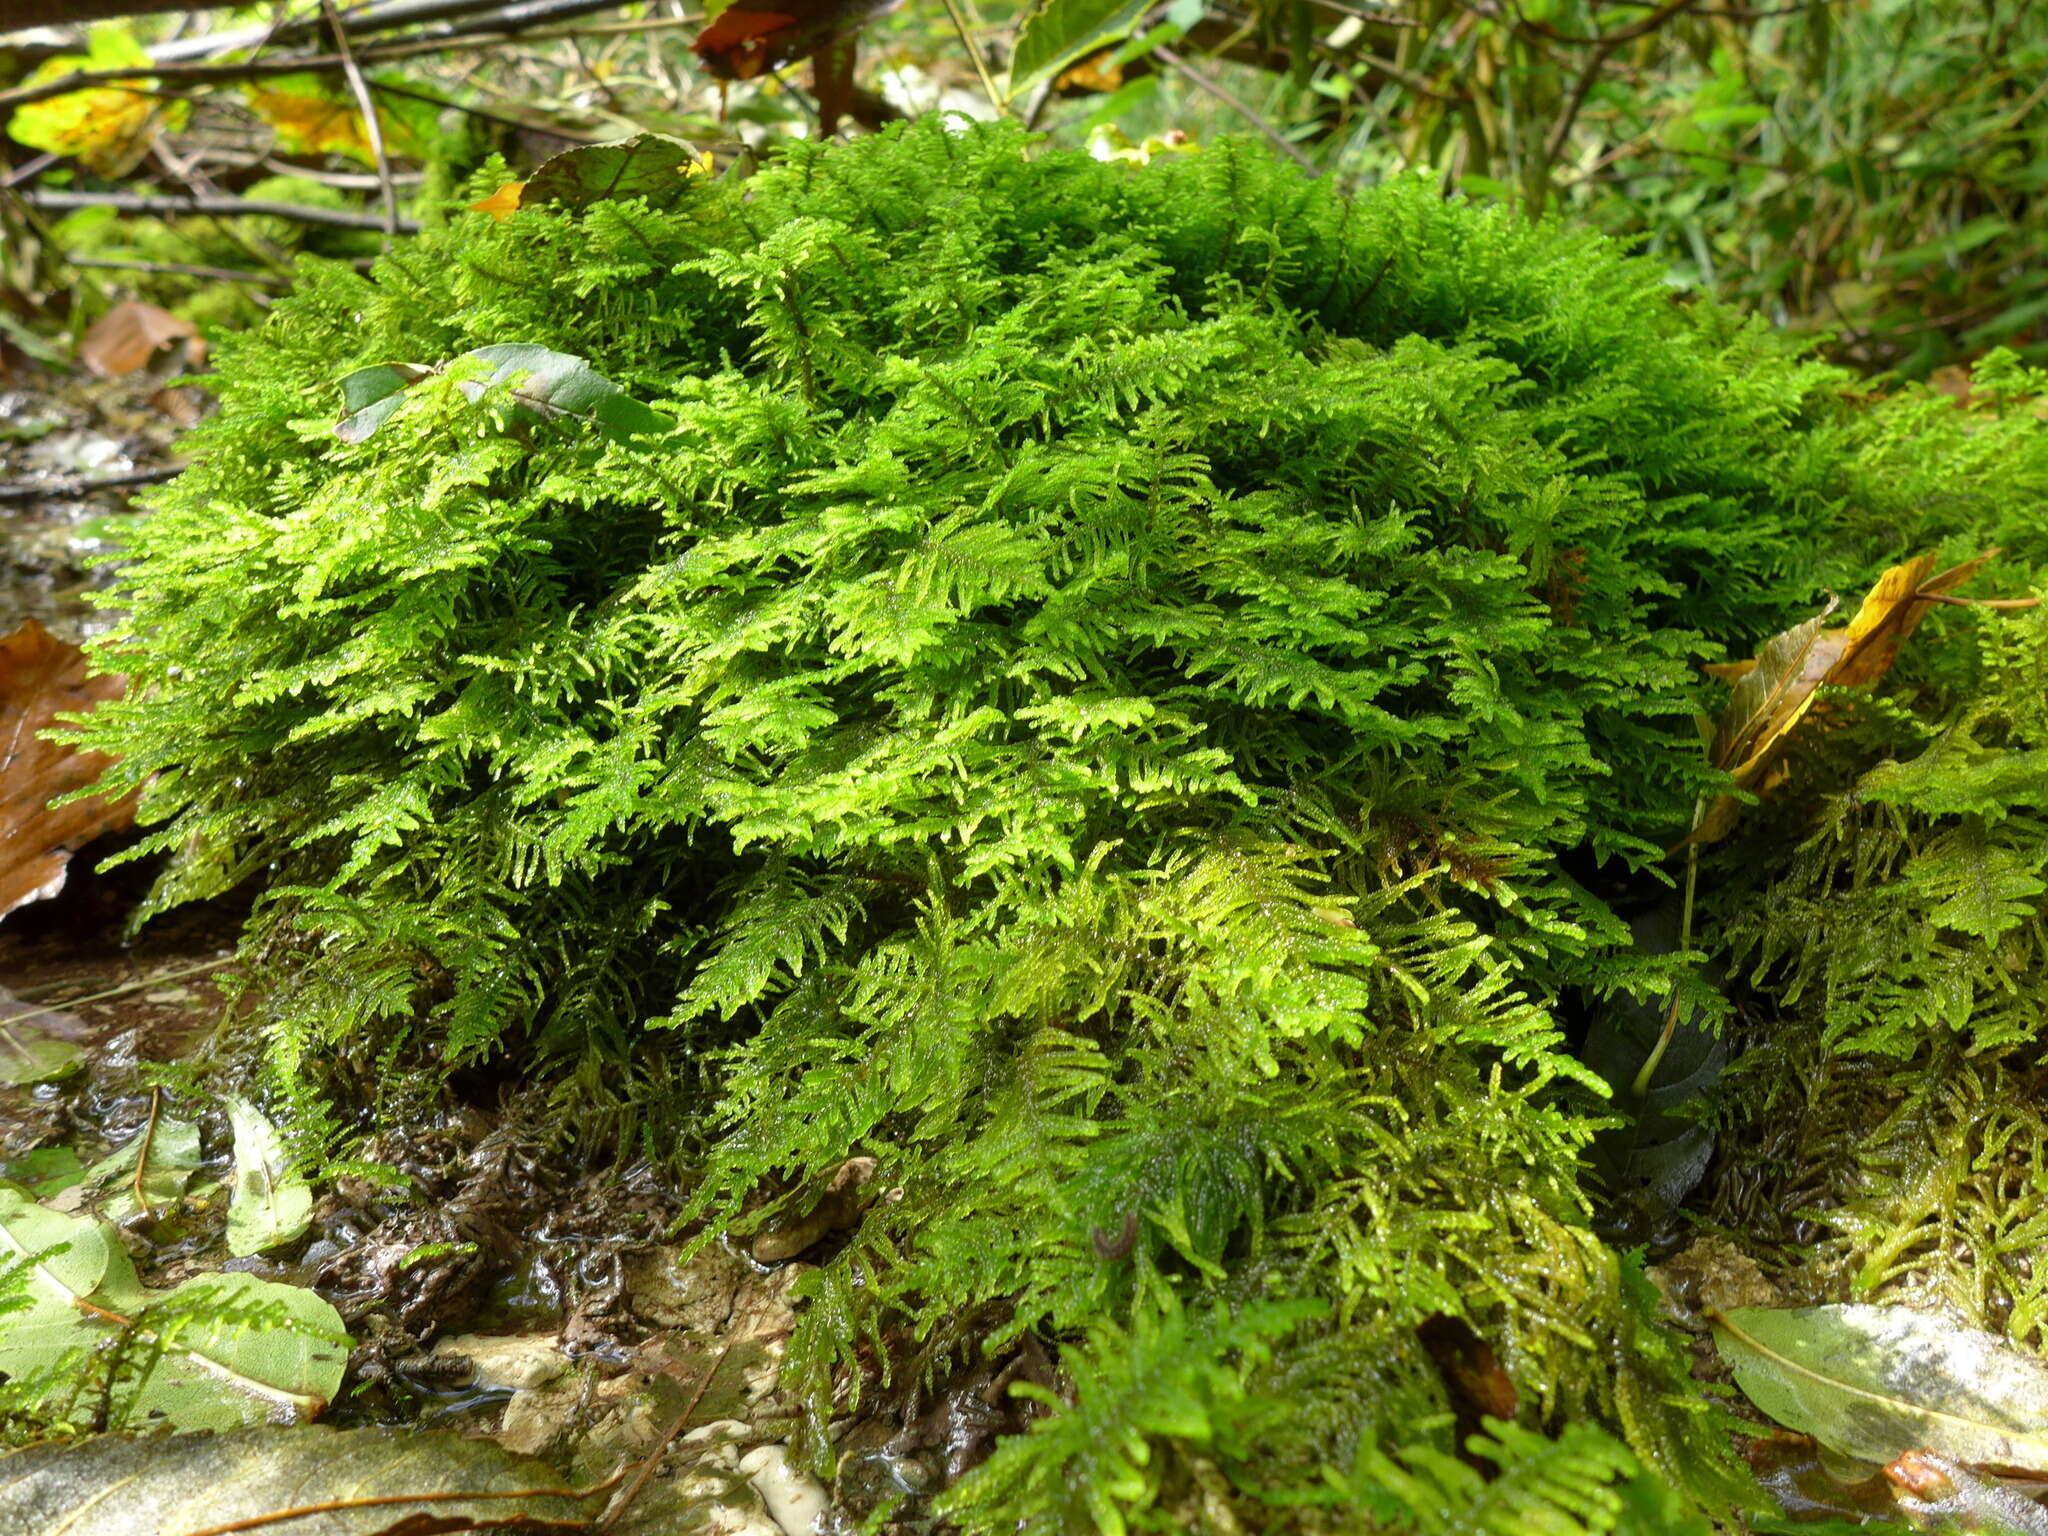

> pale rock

[
  {"left": 432, "top": 1331, "right": 570, "bottom": 1391},
  {"left": 738, "top": 1444, "right": 829, "bottom": 1536}
]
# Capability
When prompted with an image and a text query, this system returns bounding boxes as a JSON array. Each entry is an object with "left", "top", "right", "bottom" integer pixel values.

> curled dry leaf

[
  {"left": 1686, "top": 549, "right": 2036, "bottom": 846},
  {"left": 0, "top": 620, "right": 136, "bottom": 920},
  {"left": 79, "top": 300, "right": 205, "bottom": 379},
  {"left": 690, "top": 0, "right": 900, "bottom": 82}
]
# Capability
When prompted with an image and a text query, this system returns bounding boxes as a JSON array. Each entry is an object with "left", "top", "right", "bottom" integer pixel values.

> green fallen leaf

[
  {"left": 0, "top": 1191, "right": 345, "bottom": 1430},
  {"left": 0, "top": 1424, "right": 600, "bottom": 1536},
  {"left": 0, "top": 1191, "right": 146, "bottom": 1393},
  {"left": 521, "top": 131, "right": 708, "bottom": 211},
  {"left": 225, "top": 1097, "right": 313, "bottom": 1257},
  {"left": 124, "top": 1271, "right": 348, "bottom": 1430},
  {"left": 0, "top": 1147, "right": 85, "bottom": 1198},
  {"left": 332, "top": 361, "right": 430, "bottom": 444},
  {"left": 334, "top": 346, "right": 673, "bottom": 445},
  {"left": 0, "top": 1025, "right": 85, "bottom": 1086},
  {"left": 0, "top": 1186, "right": 140, "bottom": 1313},
  {"left": 456, "top": 343, "right": 677, "bottom": 440},
  {"left": 63, "top": 1114, "right": 200, "bottom": 1221},
  {"left": 1712, "top": 1305, "right": 2048, "bottom": 1471}
]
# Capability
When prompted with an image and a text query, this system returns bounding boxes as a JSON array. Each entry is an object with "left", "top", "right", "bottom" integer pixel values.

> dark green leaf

[
  {"left": 1009, "top": 0, "right": 1150, "bottom": 95},
  {"left": 521, "top": 131, "right": 707, "bottom": 211}
]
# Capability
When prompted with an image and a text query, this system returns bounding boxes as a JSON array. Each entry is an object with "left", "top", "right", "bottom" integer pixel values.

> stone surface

[
  {"left": 431, "top": 1331, "right": 571, "bottom": 1392},
  {"left": 739, "top": 1443, "right": 830, "bottom": 1536}
]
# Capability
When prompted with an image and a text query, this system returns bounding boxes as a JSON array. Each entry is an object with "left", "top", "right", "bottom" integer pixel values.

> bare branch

[{"left": 15, "top": 189, "right": 420, "bottom": 232}]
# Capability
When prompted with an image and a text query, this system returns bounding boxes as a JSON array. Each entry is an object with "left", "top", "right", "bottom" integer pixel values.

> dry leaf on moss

[
  {"left": 246, "top": 83, "right": 377, "bottom": 160},
  {"left": 1686, "top": 549, "right": 2035, "bottom": 846},
  {"left": 80, "top": 300, "right": 204, "bottom": 378},
  {"left": 0, "top": 620, "right": 135, "bottom": 918}
]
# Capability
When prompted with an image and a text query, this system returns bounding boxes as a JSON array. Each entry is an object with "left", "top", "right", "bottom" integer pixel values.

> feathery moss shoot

[{"left": 83, "top": 118, "right": 2048, "bottom": 1530}]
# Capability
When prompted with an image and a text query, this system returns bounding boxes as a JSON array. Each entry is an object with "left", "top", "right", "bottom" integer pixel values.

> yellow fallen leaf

[
  {"left": 1682, "top": 548, "right": 2032, "bottom": 848},
  {"left": 1810, "top": 548, "right": 1994, "bottom": 689},
  {"left": 6, "top": 23, "right": 183, "bottom": 177},
  {"left": 247, "top": 84, "right": 378, "bottom": 160},
  {"left": 469, "top": 181, "right": 527, "bottom": 220}
]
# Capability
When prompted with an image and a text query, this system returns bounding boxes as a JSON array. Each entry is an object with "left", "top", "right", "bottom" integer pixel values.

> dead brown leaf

[
  {"left": 0, "top": 620, "right": 135, "bottom": 919},
  {"left": 80, "top": 300, "right": 204, "bottom": 379},
  {"left": 1684, "top": 548, "right": 2036, "bottom": 847}
]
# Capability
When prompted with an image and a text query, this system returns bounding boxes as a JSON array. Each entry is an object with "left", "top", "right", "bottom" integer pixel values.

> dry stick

[
  {"left": 173, "top": 1469, "right": 627, "bottom": 1536},
  {"left": 1918, "top": 591, "right": 2042, "bottom": 610},
  {"left": 0, "top": 464, "right": 187, "bottom": 504},
  {"left": 600, "top": 1339, "right": 736, "bottom": 1532},
  {"left": 1153, "top": 46, "right": 1319, "bottom": 174},
  {"left": 1632, "top": 808, "right": 1703, "bottom": 1099},
  {"left": 939, "top": 0, "right": 1007, "bottom": 118},
  {"left": 364, "top": 75, "right": 597, "bottom": 141},
  {"left": 0, "top": 955, "right": 237, "bottom": 1031},
  {"left": 65, "top": 254, "right": 289, "bottom": 286},
  {"left": 936, "top": 0, "right": 1006, "bottom": 119},
  {"left": 1542, "top": 0, "right": 1702, "bottom": 165},
  {"left": 321, "top": 0, "right": 401, "bottom": 243},
  {"left": 131, "top": 1087, "right": 164, "bottom": 1221},
  {"left": 0, "top": 21, "right": 641, "bottom": 117},
  {"left": 15, "top": 189, "right": 418, "bottom": 232}
]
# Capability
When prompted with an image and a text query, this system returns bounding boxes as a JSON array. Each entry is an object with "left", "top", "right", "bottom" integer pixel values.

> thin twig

[
  {"left": 1916, "top": 592, "right": 2041, "bottom": 610},
  {"left": 16, "top": 190, "right": 418, "bottom": 233},
  {"left": 65, "top": 255, "right": 289, "bottom": 286},
  {"left": 1, "top": 154, "right": 60, "bottom": 191},
  {"left": 0, "top": 957, "right": 234, "bottom": 1024},
  {"left": 0, "top": 15, "right": 649, "bottom": 116},
  {"left": 0, "top": 465, "right": 188, "bottom": 504},
  {"left": 1153, "top": 46, "right": 1319, "bottom": 174},
  {"left": 365, "top": 76, "right": 596, "bottom": 141},
  {"left": 936, "top": 0, "right": 1006, "bottom": 117},
  {"left": 1543, "top": 0, "right": 1702, "bottom": 166},
  {"left": 174, "top": 1469, "right": 625, "bottom": 1536},
  {"left": 322, "top": 0, "right": 402, "bottom": 243},
  {"left": 600, "top": 1340, "right": 735, "bottom": 1531}
]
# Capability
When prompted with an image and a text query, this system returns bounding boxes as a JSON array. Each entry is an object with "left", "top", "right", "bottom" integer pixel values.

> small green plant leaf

[
  {"left": 62, "top": 1115, "right": 200, "bottom": 1222},
  {"left": 225, "top": 1098, "right": 313, "bottom": 1257},
  {"left": 0, "top": 1025, "right": 84, "bottom": 1085},
  {"left": 1009, "top": 0, "right": 1151, "bottom": 96},
  {"left": 0, "top": 1424, "right": 598, "bottom": 1535},
  {"left": 1712, "top": 1305, "right": 2048, "bottom": 1471},
  {"left": 333, "top": 362, "right": 431, "bottom": 444}
]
